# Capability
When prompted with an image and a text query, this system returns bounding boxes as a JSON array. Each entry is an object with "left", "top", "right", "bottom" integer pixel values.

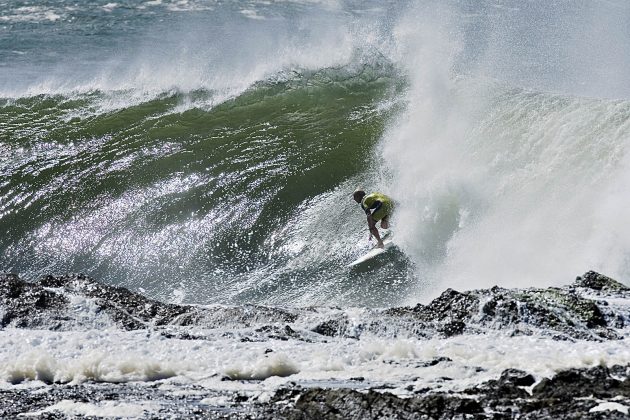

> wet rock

[
  {"left": 1, "top": 270, "right": 628, "bottom": 343},
  {"left": 312, "top": 318, "right": 347, "bottom": 337},
  {"left": 500, "top": 368, "right": 536, "bottom": 387},
  {"left": 0, "top": 382, "right": 254, "bottom": 419},
  {"left": 0, "top": 273, "right": 299, "bottom": 333},
  {"left": 575, "top": 271, "right": 630, "bottom": 292},
  {"left": 267, "top": 364, "right": 630, "bottom": 419},
  {"left": 37, "top": 273, "right": 197, "bottom": 330},
  {"left": 376, "top": 270, "right": 627, "bottom": 342},
  {"left": 0, "top": 358, "right": 628, "bottom": 419},
  {"left": 416, "top": 356, "right": 452, "bottom": 368},
  {"left": 439, "top": 320, "right": 465, "bottom": 337},
  {"left": 253, "top": 324, "right": 306, "bottom": 341},
  {"left": 532, "top": 365, "right": 630, "bottom": 399},
  {"left": 0, "top": 273, "right": 69, "bottom": 329},
  {"left": 413, "top": 288, "right": 480, "bottom": 322},
  {"left": 276, "top": 388, "right": 483, "bottom": 420}
]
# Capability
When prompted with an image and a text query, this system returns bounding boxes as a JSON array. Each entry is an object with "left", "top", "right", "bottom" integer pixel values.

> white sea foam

[
  {"left": 101, "top": 3, "right": 119, "bottom": 12},
  {"left": 589, "top": 401, "right": 629, "bottom": 415},
  {"left": 0, "top": 6, "right": 62, "bottom": 23},
  {"left": 18, "top": 399, "right": 158, "bottom": 418},
  {"left": 224, "top": 353, "right": 300, "bottom": 380},
  {"left": 1, "top": 319, "right": 628, "bottom": 397},
  {"left": 240, "top": 9, "right": 266, "bottom": 20}
]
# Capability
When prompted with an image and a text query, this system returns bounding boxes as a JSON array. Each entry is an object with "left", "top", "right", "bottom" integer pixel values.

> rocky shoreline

[
  {"left": 2, "top": 364, "right": 629, "bottom": 418},
  {"left": 268, "top": 364, "right": 630, "bottom": 419},
  {"left": 2, "top": 271, "right": 628, "bottom": 341},
  {"left": 1, "top": 270, "right": 629, "bottom": 418}
]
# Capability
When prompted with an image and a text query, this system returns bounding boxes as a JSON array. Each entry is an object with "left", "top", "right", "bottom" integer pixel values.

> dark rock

[
  {"left": 277, "top": 388, "right": 483, "bottom": 420},
  {"left": 439, "top": 320, "right": 465, "bottom": 337},
  {"left": 269, "top": 388, "right": 303, "bottom": 404},
  {"left": 499, "top": 368, "right": 536, "bottom": 387},
  {"left": 234, "top": 394, "right": 249, "bottom": 403},
  {"left": 480, "top": 293, "right": 520, "bottom": 324},
  {"left": 532, "top": 365, "right": 630, "bottom": 399},
  {"left": 312, "top": 318, "right": 347, "bottom": 337},
  {"left": 420, "top": 356, "right": 452, "bottom": 367},
  {"left": 413, "top": 288, "right": 480, "bottom": 322},
  {"left": 285, "top": 324, "right": 299, "bottom": 338},
  {"left": 575, "top": 271, "right": 630, "bottom": 292},
  {"left": 378, "top": 270, "right": 627, "bottom": 342},
  {"left": 0, "top": 273, "right": 69, "bottom": 329},
  {"left": 36, "top": 274, "right": 197, "bottom": 330},
  {"left": 0, "top": 273, "right": 299, "bottom": 333},
  {"left": 267, "top": 364, "right": 630, "bottom": 419},
  {"left": 3, "top": 270, "right": 626, "bottom": 344}
]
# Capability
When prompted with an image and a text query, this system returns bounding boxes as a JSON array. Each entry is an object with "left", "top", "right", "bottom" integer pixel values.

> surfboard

[{"left": 348, "top": 238, "right": 394, "bottom": 267}]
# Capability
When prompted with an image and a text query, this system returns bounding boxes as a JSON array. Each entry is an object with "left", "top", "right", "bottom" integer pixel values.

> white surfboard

[{"left": 348, "top": 238, "right": 394, "bottom": 267}]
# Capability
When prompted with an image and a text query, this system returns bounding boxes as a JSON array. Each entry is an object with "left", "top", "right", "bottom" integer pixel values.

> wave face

[
  {"left": 0, "top": 66, "right": 412, "bottom": 306},
  {"left": 3, "top": 0, "right": 630, "bottom": 307}
]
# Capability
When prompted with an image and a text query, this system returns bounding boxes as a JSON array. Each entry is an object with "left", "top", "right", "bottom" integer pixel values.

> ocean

[{"left": 1, "top": 0, "right": 630, "bottom": 418}]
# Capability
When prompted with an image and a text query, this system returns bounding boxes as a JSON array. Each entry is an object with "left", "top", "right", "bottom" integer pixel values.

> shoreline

[{"left": 1, "top": 271, "right": 629, "bottom": 418}]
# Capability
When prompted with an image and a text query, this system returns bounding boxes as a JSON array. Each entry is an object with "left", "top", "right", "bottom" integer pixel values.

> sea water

[{"left": 2, "top": 0, "right": 630, "bottom": 416}]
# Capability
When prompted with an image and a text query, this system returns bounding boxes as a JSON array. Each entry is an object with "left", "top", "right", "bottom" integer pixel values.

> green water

[{"left": 1, "top": 64, "right": 414, "bottom": 306}]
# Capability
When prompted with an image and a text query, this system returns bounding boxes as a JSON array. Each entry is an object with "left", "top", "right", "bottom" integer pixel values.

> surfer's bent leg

[
  {"left": 367, "top": 214, "right": 384, "bottom": 248},
  {"left": 373, "top": 200, "right": 392, "bottom": 229}
]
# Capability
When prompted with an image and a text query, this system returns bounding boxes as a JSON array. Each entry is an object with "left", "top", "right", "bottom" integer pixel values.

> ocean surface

[{"left": 2, "top": 0, "right": 630, "bottom": 417}]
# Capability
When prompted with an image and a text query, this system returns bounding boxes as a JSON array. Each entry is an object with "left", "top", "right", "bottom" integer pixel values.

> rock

[
  {"left": 0, "top": 273, "right": 299, "bottom": 333},
  {"left": 37, "top": 273, "right": 197, "bottom": 329},
  {"left": 266, "top": 364, "right": 630, "bottom": 419},
  {"left": 574, "top": 271, "right": 630, "bottom": 292},
  {"left": 413, "top": 288, "right": 480, "bottom": 322},
  {"left": 1, "top": 270, "right": 627, "bottom": 347},
  {"left": 532, "top": 365, "right": 630, "bottom": 399},
  {"left": 276, "top": 388, "right": 483, "bottom": 420},
  {"left": 0, "top": 273, "right": 69, "bottom": 329},
  {"left": 500, "top": 368, "right": 536, "bottom": 387},
  {"left": 312, "top": 318, "right": 347, "bottom": 337},
  {"left": 439, "top": 320, "right": 465, "bottom": 337},
  {"left": 379, "top": 270, "right": 627, "bottom": 342}
]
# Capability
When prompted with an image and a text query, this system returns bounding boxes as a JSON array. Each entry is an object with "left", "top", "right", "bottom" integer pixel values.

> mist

[{"left": 382, "top": 1, "right": 630, "bottom": 301}]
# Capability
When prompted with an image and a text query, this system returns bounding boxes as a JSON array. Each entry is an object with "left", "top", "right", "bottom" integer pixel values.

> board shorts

[{"left": 371, "top": 200, "right": 392, "bottom": 222}]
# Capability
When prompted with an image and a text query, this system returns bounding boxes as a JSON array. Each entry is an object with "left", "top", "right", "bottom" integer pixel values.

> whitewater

[{"left": 2, "top": 0, "right": 630, "bottom": 418}]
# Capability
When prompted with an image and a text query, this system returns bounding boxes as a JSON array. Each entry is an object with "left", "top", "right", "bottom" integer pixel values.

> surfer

[{"left": 352, "top": 189, "right": 393, "bottom": 249}]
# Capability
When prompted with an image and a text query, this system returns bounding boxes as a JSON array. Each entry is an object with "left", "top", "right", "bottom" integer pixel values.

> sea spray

[{"left": 381, "top": 1, "right": 630, "bottom": 301}]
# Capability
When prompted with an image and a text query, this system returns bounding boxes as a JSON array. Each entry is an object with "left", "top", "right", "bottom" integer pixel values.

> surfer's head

[{"left": 352, "top": 188, "right": 365, "bottom": 203}]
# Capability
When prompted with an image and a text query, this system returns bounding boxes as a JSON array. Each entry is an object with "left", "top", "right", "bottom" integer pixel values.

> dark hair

[{"left": 353, "top": 190, "right": 366, "bottom": 201}]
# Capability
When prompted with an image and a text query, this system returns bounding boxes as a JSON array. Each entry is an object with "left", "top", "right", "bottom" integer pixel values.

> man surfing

[{"left": 352, "top": 188, "right": 393, "bottom": 249}]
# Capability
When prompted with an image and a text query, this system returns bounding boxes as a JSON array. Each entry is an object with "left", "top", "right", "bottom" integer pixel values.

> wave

[
  {"left": 4, "top": 0, "right": 630, "bottom": 308},
  {"left": 5, "top": 67, "right": 630, "bottom": 308},
  {"left": 386, "top": 78, "right": 630, "bottom": 301},
  {"left": 0, "top": 63, "right": 411, "bottom": 306}
]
